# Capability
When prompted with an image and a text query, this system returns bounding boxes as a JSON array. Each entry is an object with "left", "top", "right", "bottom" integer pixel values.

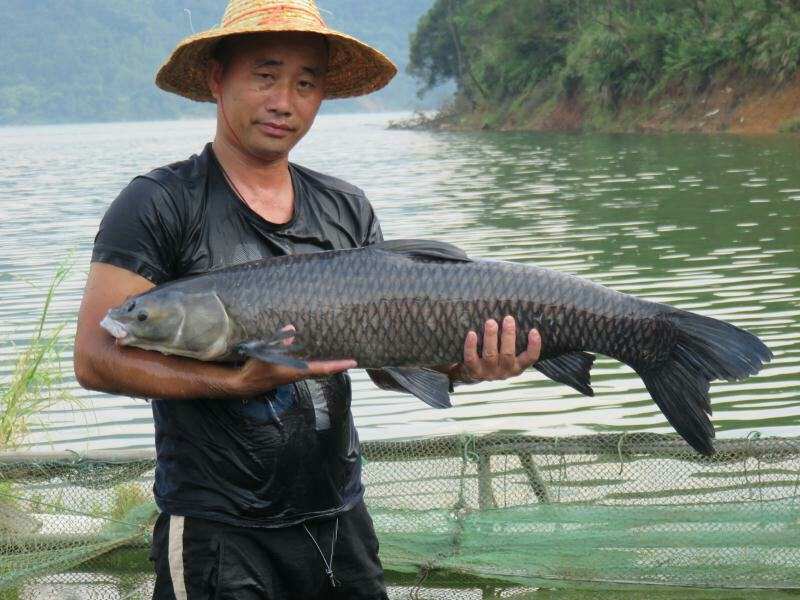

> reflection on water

[{"left": 0, "top": 115, "right": 798, "bottom": 451}]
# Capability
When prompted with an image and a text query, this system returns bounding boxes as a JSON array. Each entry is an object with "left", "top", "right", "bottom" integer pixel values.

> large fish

[{"left": 101, "top": 239, "right": 772, "bottom": 455}]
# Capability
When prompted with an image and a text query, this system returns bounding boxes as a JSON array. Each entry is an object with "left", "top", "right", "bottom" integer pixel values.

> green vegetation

[
  {"left": 779, "top": 116, "right": 800, "bottom": 132},
  {"left": 0, "top": 260, "right": 73, "bottom": 449},
  {"left": 109, "top": 483, "right": 151, "bottom": 521},
  {"left": 408, "top": 0, "right": 800, "bottom": 125},
  {"left": 0, "top": 0, "right": 438, "bottom": 125}
]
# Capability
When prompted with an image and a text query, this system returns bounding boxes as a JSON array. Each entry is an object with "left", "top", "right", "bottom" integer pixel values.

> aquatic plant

[
  {"left": 0, "top": 259, "right": 74, "bottom": 449},
  {"left": 109, "top": 483, "right": 152, "bottom": 521}
]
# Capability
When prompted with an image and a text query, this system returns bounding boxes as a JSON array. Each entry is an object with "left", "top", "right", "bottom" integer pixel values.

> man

[{"left": 74, "top": 2, "right": 541, "bottom": 598}]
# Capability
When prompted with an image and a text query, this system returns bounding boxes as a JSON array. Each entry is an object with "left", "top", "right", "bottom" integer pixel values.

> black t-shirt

[{"left": 92, "top": 143, "right": 382, "bottom": 527}]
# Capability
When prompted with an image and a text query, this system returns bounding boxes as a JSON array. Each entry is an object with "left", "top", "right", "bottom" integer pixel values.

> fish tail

[{"left": 636, "top": 310, "right": 773, "bottom": 456}]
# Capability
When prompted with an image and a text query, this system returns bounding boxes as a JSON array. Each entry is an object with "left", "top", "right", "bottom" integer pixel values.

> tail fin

[{"left": 636, "top": 310, "right": 772, "bottom": 456}]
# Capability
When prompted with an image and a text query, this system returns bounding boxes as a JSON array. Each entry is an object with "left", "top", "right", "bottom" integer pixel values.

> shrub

[{"left": 1, "top": 259, "right": 74, "bottom": 449}]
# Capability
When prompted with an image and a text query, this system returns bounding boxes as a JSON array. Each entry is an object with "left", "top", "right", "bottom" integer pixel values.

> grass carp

[{"left": 101, "top": 239, "right": 773, "bottom": 455}]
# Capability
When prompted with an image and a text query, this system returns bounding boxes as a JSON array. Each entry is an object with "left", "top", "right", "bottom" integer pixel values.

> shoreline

[{"left": 391, "top": 74, "right": 800, "bottom": 136}]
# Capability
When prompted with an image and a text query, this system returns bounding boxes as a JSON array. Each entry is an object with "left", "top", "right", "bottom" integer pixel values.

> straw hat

[{"left": 156, "top": 0, "right": 397, "bottom": 101}]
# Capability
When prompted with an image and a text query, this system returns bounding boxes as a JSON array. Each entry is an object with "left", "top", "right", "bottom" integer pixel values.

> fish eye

[{"left": 137, "top": 312, "right": 148, "bottom": 322}]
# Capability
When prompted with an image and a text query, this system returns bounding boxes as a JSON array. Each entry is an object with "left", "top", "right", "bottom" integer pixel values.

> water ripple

[{"left": 1, "top": 116, "right": 798, "bottom": 451}]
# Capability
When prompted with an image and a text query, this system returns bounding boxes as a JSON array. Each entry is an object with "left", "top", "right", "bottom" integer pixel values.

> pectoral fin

[
  {"left": 235, "top": 328, "right": 308, "bottom": 370},
  {"left": 381, "top": 367, "right": 453, "bottom": 409},
  {"left": 534, "top": 352, "right": 595, "bottom": 396}
]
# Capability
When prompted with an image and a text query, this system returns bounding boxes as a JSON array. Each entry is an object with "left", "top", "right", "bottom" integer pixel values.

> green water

[
  {"left": 1, "top": 117, "right": 798, "bottom": 450},
  {"left": 3, "top": 116, "right": 797, "bottom": 450},
  {"left": 404, "top": 130, "right": 800, "bottom": 439},
  {"left": 0, "top": 116, "right": 798, "bottom": 597}
]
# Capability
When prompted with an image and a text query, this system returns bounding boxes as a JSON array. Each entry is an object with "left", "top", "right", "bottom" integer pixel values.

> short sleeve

[
  {"left": 361, "top": 200, "right": 384, "bottom": 246},
  {"left": 92, "top": 176, "right": 184, "bottom": 284}
]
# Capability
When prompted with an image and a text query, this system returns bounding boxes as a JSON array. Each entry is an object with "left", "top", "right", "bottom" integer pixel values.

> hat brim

[{"left": 156, "top": 25, "right": 397, "bottom": 102}]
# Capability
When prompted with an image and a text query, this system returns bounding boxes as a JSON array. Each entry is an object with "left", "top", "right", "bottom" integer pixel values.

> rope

[
  {"left": 554, "top": 436, "right": 566, "bottom": 503},
  {"left": 617, "top": 432, "right": 629, "bottom": 476},
  {"left": 461, "top": 433, "right": 479, "bottom": 463},
  {"left": 503, "top": 453, "right": 508, "bottom": 508},
  {"left": 302, "top": 517, "right": 339, "bottom": 589},
  {"left": 183, "top": 8, "right": 196, "bottom": 34},
  {"left": 743, "top": 430, "right": 761, "bottom": 501},
  {"left": 411, "top": 562, "right": 433, "bottom": 599},
  {"left": 218, "top": 96, "right": 248, "bottom": 159}
]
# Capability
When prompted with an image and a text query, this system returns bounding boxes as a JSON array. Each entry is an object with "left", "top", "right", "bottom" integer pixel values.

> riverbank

[
  {"left": 403, "top": 0, "right": 800, "bottom": 136},
  {"left": 392, "top": 72, "right": 800, "bottom": 135}
]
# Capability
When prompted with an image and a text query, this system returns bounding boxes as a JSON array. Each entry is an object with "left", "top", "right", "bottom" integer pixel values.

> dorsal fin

[{"left": 373, "top": 239, "right": 471, "bottom": 262}]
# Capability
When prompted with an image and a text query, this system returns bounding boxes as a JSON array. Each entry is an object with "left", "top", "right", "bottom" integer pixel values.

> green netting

[{"left": 1, "top": 433, "right": 799, "bottom": 599}]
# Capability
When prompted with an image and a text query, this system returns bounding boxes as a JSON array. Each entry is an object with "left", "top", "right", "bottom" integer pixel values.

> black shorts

[{"left": 150, "top": 502, "right": 388, "bottom": 600}]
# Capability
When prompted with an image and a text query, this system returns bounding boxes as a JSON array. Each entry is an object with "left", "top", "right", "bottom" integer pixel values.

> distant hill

[{"left": 0, "top": 0, "right": 443, "bottom": 125}]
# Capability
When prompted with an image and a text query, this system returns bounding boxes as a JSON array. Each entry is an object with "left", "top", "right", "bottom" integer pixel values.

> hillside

[
  {"left": 0, "top": 0, "right": 439, "bottom": 125},
  {"left": 404, "top": 0, "right": 800, "bottom": 134}
]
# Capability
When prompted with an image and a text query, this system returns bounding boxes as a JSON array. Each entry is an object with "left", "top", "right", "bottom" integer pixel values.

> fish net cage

[{"left": 0, "top": 432, "right": 798, "bottom": 599}]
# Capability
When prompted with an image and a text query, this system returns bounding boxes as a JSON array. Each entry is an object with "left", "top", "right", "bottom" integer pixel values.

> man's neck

[
  {"left": 212, "top": 137, "right": 290, "bottom": 186},
  {"left": 212, "top": 137, "right": 295, "bottom": 224}
]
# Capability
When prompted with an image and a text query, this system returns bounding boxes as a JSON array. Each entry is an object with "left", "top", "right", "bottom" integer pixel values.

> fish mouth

[{"left": 100, "top": 315, "right": 129, "bottom": 341}]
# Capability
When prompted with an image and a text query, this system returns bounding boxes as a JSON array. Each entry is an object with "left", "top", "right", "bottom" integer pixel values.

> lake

[{"left": 0, "top": 113, "right": 798, "bottom": 452}]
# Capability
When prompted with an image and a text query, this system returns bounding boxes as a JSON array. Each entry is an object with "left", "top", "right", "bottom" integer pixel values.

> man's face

[{"left": 208, "top": 32, "right": 327, "bottom": 161}]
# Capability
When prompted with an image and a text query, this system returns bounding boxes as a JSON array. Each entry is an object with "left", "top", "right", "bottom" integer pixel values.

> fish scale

[
  {"left": 103, "top": 239, "right": 772, "bottom": 455},
  {"left": 211, "top": 249, "right": 673, "bottom": 369}
]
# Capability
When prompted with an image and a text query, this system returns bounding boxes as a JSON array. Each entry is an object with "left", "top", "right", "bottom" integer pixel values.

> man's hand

[
  {"left": 452, "top": 316, "right": 541, "bottom": 383},
  {"left": 228, "top": 325, "right": 356, "bottom": 396},
  {"left": 230, "top": 357, "right": 357, "bottom": 397}
]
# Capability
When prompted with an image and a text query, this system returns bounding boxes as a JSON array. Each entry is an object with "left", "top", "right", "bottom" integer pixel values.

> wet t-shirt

[{"left": 92, "top": 143, "right": 382, "bottom": 527}]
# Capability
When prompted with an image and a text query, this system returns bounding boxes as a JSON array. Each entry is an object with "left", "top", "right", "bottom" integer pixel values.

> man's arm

[{"left": 74, "top": 262, "right": 355, "bottom": 400}]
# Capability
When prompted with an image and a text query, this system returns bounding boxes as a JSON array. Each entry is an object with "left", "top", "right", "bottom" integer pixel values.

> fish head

[{"left": 101, "top": 289, "right": 234, "bottom": 361}]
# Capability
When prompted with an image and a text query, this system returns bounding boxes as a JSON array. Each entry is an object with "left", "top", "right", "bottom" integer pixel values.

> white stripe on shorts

[{"left": 167, "top": 515, "right": 188, "bottom": 600}]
